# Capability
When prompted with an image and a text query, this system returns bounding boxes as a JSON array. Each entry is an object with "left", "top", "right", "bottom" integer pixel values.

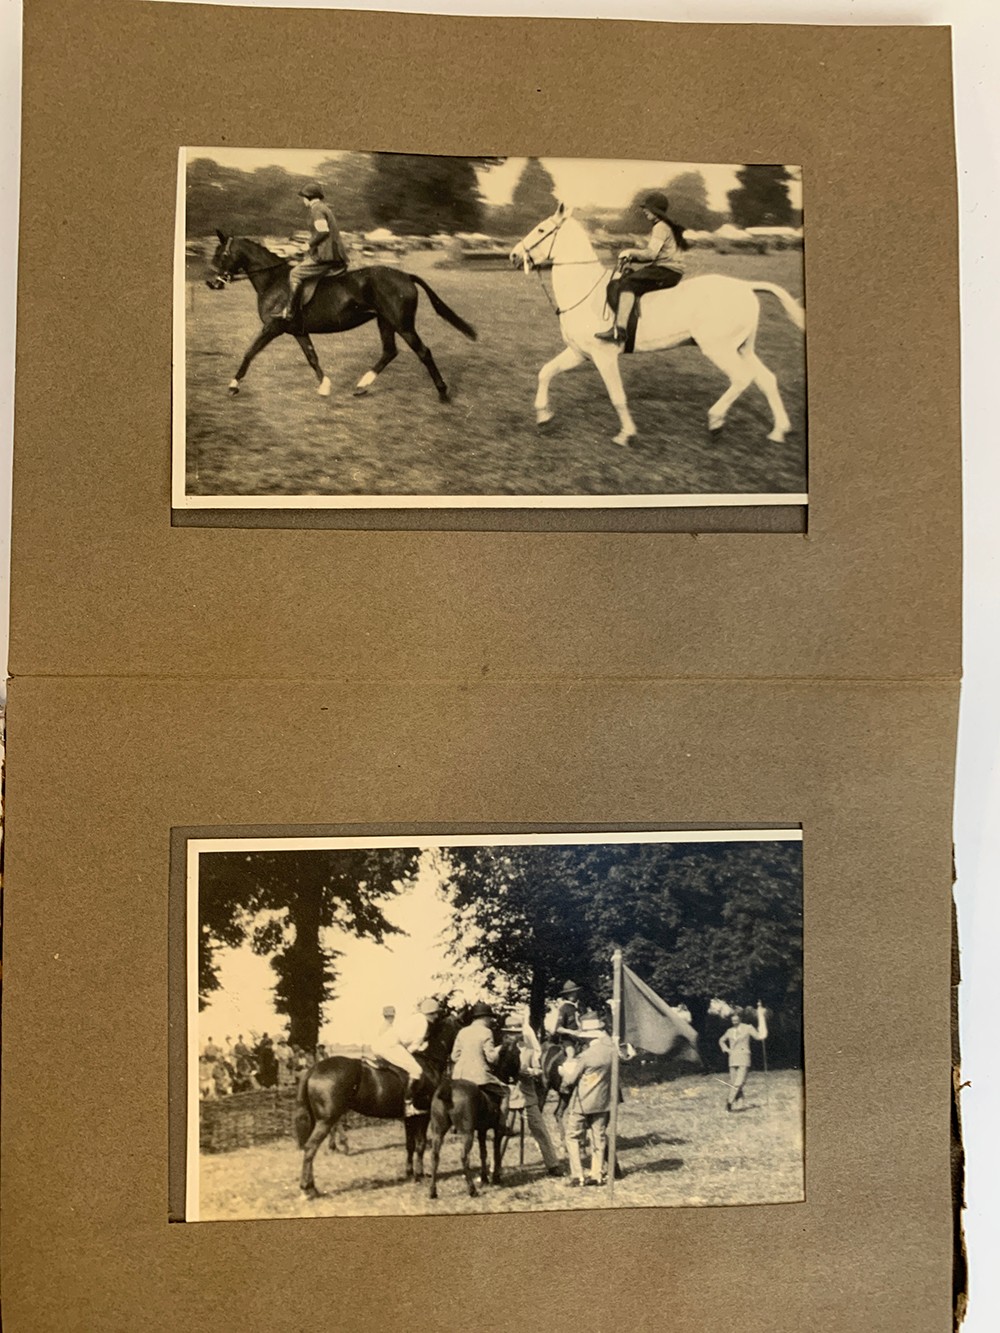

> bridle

[
  {"left": 214, "top": 237, "right": 289, "bottom": 283},
  {"left": 519, "top": 215, "right": 611, "bottom": 317}
]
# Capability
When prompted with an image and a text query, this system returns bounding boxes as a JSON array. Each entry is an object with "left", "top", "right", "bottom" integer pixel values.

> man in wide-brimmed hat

[
  {"left": 277, "top": 180, "right": 350, "bottom": 323},
  {"left": 559, "top": 1011, "right": 615, "bottom": 1187},
  {"left": 450, "top": 1001, "right": 512, "bottom": 1125},
  {"left": 595, "top": 190, "right": 689, "bottom": 351}
]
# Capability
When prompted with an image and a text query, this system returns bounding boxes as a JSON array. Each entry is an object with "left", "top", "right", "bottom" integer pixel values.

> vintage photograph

[
  {"left": 174, "top": 150, "right": 807, "bottom": 509},
  {"left": 185, "top": 829, "right": 804, "bottom": 1222}
]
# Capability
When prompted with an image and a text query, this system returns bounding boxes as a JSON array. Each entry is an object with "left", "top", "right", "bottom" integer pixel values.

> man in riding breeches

[
  {"left": 280, "top": 181, "right": 349, "bottom": 322},
  {"left": 372, "top": 996, "right": 439, "bottom": 1117}
]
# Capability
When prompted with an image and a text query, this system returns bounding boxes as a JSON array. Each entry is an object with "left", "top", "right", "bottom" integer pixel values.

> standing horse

[
  {"left": 509, "top": 203, "right": 805, "bottom": 447},
  {"left": 427, "top": 1036, "right": 522, "bottom": 1200},
  {"left": 206, "top": 234, "right": 477, "bottom": 402},
  {"left": 294, "top": 1013, "right": 459, "bottom": 1198}
]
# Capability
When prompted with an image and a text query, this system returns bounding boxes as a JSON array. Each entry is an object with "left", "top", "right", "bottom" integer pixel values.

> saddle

[{"left": 298, "top": 264, "right": 350, "bottom": 310}]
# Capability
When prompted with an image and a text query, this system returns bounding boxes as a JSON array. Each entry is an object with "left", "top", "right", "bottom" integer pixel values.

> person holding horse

[
  {"left": 449, "top": 1001, "right": 513, "bottom": 1129},
  {"left": 277, "top": 181, "right": 349, "bottom": 324},
  {"left": 595, "top": 191, "right": 689, "bottom": 351},
  {"left": 371, "top": 995, "right": 441, "bottom": 1116},
  {"left": 559, "top": 1011, "right": 616, "bottom": 1187},
  {"left": 719, "top": 1002, "right": 768, "bottom": 1112},
  {"left": 503, "top": 1012, "right": 563, "bottom": 1177}
]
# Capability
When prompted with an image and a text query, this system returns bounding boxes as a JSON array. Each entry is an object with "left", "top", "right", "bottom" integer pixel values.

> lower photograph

[{"left": 179, "top": 828, "right": 804, "bottom": 1221}]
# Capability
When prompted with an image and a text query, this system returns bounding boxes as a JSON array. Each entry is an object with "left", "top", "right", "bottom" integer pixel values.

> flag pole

[{"left": 608, "top": 947, "right": 622, "bottom": 1202}]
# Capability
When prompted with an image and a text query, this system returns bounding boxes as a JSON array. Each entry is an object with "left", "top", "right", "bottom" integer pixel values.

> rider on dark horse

[
  {"left": 595, "top": 190, "right": 689, "bottom": 351},
  {"left": 277, "top": 180, "right": 349, "bottom": 323},
  {"left": 449, "top": 1001, "right": 513, "bottom": 1129},
  {"left": 369, "top": 995, "right": 441, "bottom": 1117}
]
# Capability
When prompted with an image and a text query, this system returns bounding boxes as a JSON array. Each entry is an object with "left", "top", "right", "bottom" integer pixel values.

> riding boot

[
  {"left": 622, "top": 297, "right": 641, "bottom": 355},
  {"left": 402, "top": 1073, "right": 419, "bottom": 1117}
]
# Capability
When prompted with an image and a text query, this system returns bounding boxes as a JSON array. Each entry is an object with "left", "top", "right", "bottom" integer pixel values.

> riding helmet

[
  {"left": 641, "top": 191, "right": 672, "bottom": 222},
  {"left": 299, "top": 181, "right": 325, "bottom": 200}
]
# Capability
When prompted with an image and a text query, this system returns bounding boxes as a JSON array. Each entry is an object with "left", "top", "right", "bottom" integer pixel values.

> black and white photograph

[
  {"left": 174, "top": 150, "right": 807, "bottom": 510},
  {"left": 185, "top": 829, "right": 804, "bottom": 1222}
]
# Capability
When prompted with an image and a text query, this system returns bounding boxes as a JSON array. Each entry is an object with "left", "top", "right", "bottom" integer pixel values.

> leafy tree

[
  {"left": 614, "top": 170, "right": 728, "bottom": 236},
  {"left": 364, "top": 154, "right": 504, "bottom": 235},
  {"left": 727, "top": 164, "right": 795, "bottom": 228},
  {"left": 505, "top": 157, "right": 560, "bottom": 233},
  {"left": 440, "top": 840, "right": 802, "bottom": 1058},
  {"left": 198, "top": 848, "right": 419, "bottom": 1048}
]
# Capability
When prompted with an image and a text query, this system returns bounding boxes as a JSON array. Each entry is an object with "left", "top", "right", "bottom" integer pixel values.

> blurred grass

[
  {"left": 197, "top": 1067, "right": 803, "bottom": 1221},
  {"left": 184, "top": 250, "right": 807, "bottom": 498}
]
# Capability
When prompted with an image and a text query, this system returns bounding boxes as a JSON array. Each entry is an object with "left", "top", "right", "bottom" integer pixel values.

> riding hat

[
  {"left": 560, "top": 981, "right": 582, "bottom": 997},
  {"left": 417, "top": 997, "right": 441, "bottom": 1016},
  {"left": 470, "top": 1001, "right": 495, "bottom": 1020},
  {"left": 382, "top": 1006, "right": 396, "bottom": 1018},
  {"left": 299, "top": 181, "right": 325, "bottom": 200},
  {"left": 641, "top": 191, "right": 672, "bottom": 223}
]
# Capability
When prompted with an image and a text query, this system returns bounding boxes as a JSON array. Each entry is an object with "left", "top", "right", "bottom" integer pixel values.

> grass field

[
  {"left": 182, "top": 250, "right": 807, "bottom": 499},
  {"left": 196, "top": 1068, "right": 803, "bottom": 1221}
]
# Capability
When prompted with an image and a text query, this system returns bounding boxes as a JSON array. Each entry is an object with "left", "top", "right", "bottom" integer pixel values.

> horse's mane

[{"left": 239, "top": 236, "right": 286, "bottom": 263}]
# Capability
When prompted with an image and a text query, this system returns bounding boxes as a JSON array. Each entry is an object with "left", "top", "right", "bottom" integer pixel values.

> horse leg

[
  {"left": 353, "top": 317, "right": 398, "bottom": 396},
  {"left": 228, "top": 322, "right": 285, "bottom": 395},
  {"left": 461, "top": 1130, "right": 479, "bottom": 1198},
  {"left": 409, "top": 1116, "right": 428, "bottom": 1182},
  {"left": 743, "top": 345, "right": 793, "bottom": 443},
  {"left": 299, "top": 1117, "right": 333, "bottom": 1197},
  {"left": 397, "top": 328, "right": 450, "bottom": 403},
  {"left": 698, "top": 339, "right": 756, "bottom": 436},
  {"left": 293, "top": 334, "right": 331, "bottom": 397},
  {"left": 478, "top": 1125, "right": 490, "bottom": 1186},
  {"left": 591, "top": 347, "right": 639, "bottom": 446},
  {"left": 491, "top": 1125, "right": 504, "bottom": 1186},
  {"left": 534, "top": 346, "right": 585, "bottom": 426},
  {"left": 428, "top": 1125, "right": 444, "bottom": 1201}
]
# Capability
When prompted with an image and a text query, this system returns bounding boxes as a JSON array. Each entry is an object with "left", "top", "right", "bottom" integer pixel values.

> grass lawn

[
  {"left": 182, "top": 250, "right": 807, "bottom": 500},
  {"left": 196, "top": 1067, "right": 804, "bottom": 1221}
]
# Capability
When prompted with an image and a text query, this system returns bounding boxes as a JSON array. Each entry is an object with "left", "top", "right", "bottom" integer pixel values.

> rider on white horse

[{"left": 595, "top": 191, "right": 688, "bottom": 350}]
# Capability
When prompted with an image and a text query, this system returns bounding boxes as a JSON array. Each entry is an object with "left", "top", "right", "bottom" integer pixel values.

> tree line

[
  {"left": 187, "top": 155, "right": 798, "bottom": 240},
  {"left": 199, "top": 839, "right": 801, "bottom": 1059}
]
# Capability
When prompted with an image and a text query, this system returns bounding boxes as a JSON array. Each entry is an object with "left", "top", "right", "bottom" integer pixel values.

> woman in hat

[{"left": 595, "top": 191, "right": 689, "bottom": 348}]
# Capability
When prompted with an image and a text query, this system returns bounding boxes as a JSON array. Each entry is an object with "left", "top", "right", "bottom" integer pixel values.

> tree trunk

[
  {"left": 284, "top": 883, "right": 324, "bottom": 1050},
  {"left": 529, "top": 968, "right": 549, "bottom": 1034}
]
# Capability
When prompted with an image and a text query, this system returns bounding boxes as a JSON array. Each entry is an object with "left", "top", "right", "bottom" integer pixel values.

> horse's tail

[
  {"left": 750, "top": 282, "right": 806, "bottom": 332},
  {"left": 410, "top": 275, "right": 478, "bottom": 341},
  {"left": 293, "top": 1070, "right": 315, "bottom": 1148}
]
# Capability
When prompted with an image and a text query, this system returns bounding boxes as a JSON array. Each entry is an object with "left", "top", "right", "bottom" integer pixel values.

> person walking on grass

[
  {"left": 719, "top": 1002, "right": 768, "bottom": 1112},
  {"left": 560, "top": 1011, "right": 615, "bottom": 1188}
]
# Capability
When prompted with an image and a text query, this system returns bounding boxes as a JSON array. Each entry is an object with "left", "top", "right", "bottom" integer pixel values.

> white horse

[{"left": 509, "top": 203, "right": 806, "bottom": 447}]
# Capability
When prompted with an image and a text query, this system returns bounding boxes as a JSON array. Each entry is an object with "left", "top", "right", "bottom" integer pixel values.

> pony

[
  {"left": 427, "top": 1035, "right": 522, "bottom": 1200},
  {"left": 510, "top": 203, "right": 805, "bottom": 447},
  {"left": 294, "top": 1012, "right": 460, "bottom": 1198},
  {"left": 206, "top": 233, "right": 477, "bottom": 402}
]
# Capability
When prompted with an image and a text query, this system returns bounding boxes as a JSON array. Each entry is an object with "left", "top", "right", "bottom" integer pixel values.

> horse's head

[
  {"left": 510, "top": 200, "right": 574, "bottom": 272},
  {"left": 206, "top": 230, "right": 245, "bottom": 290},
  {"left": 496, "top": 1035, "right": 524, "bottom": 1085}
]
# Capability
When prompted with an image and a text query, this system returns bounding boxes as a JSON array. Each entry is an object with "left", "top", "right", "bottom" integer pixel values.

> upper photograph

[{"left": 173, "top": 149, "right": 807, "bottom": 511}]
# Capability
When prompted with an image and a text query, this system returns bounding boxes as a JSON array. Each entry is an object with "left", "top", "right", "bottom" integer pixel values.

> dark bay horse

[
  {"left": 294, "top": 1014, "right": 460, "bottom": 1198},
  {"left": 427, "top": 1036, "right": 522, "bottom": 1200},
  {"left": 206, "top": 233, "right": 477, "bottom": 402}
]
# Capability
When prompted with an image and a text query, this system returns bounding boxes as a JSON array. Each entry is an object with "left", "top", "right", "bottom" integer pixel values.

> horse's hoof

[
  {"left": 438, "top": 389, "right": 451, "bottom": 404},
  {"left": 429, "top": 1189, "right": 438, "bottom": 1201},
  {"left": 613, "top": 433, "right": 637, "bottom": 448},
  {"left": 301, "top": 1187, "right": 322, "bottom": 1200},
  {"left": 352, "top": 386, "right": 369, "bottom": 398},
  {"left": 767, "top": 429, "right": 788, "bottom": 443},
  {"left": 536, "top": 413, "right": 554, "bottom": 431},
  {"left": 317, "top": 378, "right": 331, "bottom": 398},
  {"left": 708, "top": 421, "right": 725, "bottom": 436},
  {"left": 468, "top": 1185, "right": 478, "bottom": 1198},
  {"left": 227, "top": 385, "right": 240, "bottom": 397}
]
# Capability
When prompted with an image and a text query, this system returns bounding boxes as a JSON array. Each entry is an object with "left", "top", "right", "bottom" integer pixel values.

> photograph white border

[
  {"left": 172, "top": 147, "right": 808, "bottom": 512},
  {"left": 184, "top": 825, "right": 803, "bottom": 1222}
]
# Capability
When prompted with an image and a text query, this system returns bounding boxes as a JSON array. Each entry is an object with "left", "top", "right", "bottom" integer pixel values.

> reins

[{"left": 523, "top": 215, "right": 611, "bottom": 317}]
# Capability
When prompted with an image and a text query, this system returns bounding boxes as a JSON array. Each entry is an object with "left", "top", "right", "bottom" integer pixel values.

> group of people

[
  {"left": 198, "top": 1032, "right": 316, "bottom": 1099},
  {"left": 275, "top": 178, "right": 688, "bottom": 349}
]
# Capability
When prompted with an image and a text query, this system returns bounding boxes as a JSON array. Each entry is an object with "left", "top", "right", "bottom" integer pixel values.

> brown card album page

[{"left": 2, "top": 4, "right": 962, "bottom": 1332}]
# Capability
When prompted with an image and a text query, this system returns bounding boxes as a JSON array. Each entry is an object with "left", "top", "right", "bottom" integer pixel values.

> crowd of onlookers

[{"left": 199, "top": 1033, "right": 329, "bottom": 1098}]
